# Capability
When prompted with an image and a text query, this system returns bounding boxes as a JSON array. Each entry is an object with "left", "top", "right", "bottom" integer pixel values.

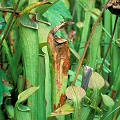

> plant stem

[
  {"left": 0, "top": 7, "right": 36, "bottom": 15},
  {"left": 0, "top": 0, "right": 20, "bottom": 45},
  {"left": 99, "top": 16, "right": 118, "bottom": 73},
  {"left": 72, "top": 0, "right": 110, "bottom": 86},
  {"left": 73, "top": 100, "right": 82, "bottom": 120},
  {"left": 2, "top": 40, "right": 18, "bottom": 84}
]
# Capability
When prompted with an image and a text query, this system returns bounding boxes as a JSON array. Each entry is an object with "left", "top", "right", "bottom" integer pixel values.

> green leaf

[
  {"left": 39, "top": 42, "right": 47, "bottom": 48},
  {"left": 70, "top": 48, "right": 81, "bottom": 60},
  {"left": 17, "top": 104, "right": 30, "bottom": 111},
  {"left": 36, "top": 4, "right": 53, "bottom": 15},
  {"left": 36, "top": 2, "right": 54, "bottom": 21},
  {"left": 2, "top": 83, "right": 12, "bottom": 96},
  {"left": 90, "top": 8, "right": 101, "bottom": 20},
  {"left": 101, "top": 94, "right": 114, "bottom": 108},
  {"left": 43, "top": 8, "right": 64, "bottom": 27},
  {"left": 68, "top": 70, "right": 82, "bottom": 80},
  {"left": 68, "top": 70, "right": 82, "bottom": 86},
  {"left": 51, "top": 0, "right": 72, "bottom": 19},
  {"left": 115, "top": 38, "right": 120, "bottom": 47},
  {"left": 20, "top": 14, "right": 38, "bottom": 29},
  {"left": 20, "top": 2, "right": 53, "bottom": 28},
  {"left": 68, "top": 70, "right": 75, "bottom": 76},
  {"left": 17, "top": 86, "right": 39, "bottom": 103},
  {"left": 0, "top": 73, "right": 12, "bottom": 105},
  {"left": 5, "top": 105, "right": 14, "bottom": 118},
  {"left": 102, "top": 65, "right": 111, "bottom": 74},
  {"left": 0, "top": 70, "right": 7, "bottom": 80},
  {"left": 117, "top": 114, "right": 120, "bottom": 120},
  {"left": 78, "top": 0, "right": 90, "bottom": 10},
  {"left": 43, "top": 0, "right": 72, "bottom": 27},
  {"left": 75, "top": 80, "right": 82, "bottom": 86},
  {"left": 15, "top": 108, "right": 31, "bottom": 120}
]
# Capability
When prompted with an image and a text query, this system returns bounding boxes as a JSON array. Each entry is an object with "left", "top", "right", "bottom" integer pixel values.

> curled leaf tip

[{"left": 50, "top": 22, "right": 74, "bottom": 35}]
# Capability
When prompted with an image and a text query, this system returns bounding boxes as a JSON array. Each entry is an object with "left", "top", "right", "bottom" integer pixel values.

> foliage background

[{"left": 0, "top": 0, "right": 120, "bottom": 120}]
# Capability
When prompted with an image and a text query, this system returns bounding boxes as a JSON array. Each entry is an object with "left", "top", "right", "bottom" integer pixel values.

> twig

[
  {"left": 0, "top": 0, "right": 20, "bottom": 46},
  {"left": 0, "top": 7, "right": 36, "bottom": 15},
  {"left": 72, "top": 0, "right": 110, "bottom": 86},
  {"left": 99, "top": 15, "right": 118, "bottom": 73}
]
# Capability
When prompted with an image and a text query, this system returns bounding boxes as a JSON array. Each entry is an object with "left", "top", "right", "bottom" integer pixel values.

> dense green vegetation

[{"left": 0, "top": 0, "right": 120, "bottom": 120}]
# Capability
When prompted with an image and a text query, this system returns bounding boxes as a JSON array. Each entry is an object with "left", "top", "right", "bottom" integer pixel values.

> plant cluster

[{"left": 0, "top": 0, "right": 120, "bottom": 120}]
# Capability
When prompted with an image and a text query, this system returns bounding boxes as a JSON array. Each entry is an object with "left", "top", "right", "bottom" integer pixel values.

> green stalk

[
  {"left": 109, "top": 62, "right": 120, "bottom": 99},
  {"left": 12, "top": 28, "right": 22, "bottom": 67},
  {"left": 2, "top": 40, "right": 18, "bottom": 84},
  {"left": 103, "top": 0, "right": 111, "bottom": 60},
  {"left": 0, "top": 0, "right": 20, "bottom": 45},
  {"left": 78, "top": 0, "right": 95, "bottom": 56},
  {"left": 19, "top": 0, "right": 53, "bottom": 118},
  {"left": 90, "top": 88, "right": 100, "bottom": 111},
  {"left": 73, "top": 100, "right": 82, "bottom": 120},
  {"left": 19, "top": 24, "right": 39, "bottom": 120},
  {"left": 102, "top": 107, "right": 113, "bottom": 120},
  {"left": 45, "top": 50, "right": 52, "bottom": 117},
  {"left": 71, "top": 0, "right": 95, "bottom": 74},
  {"left": 110, "top": 16, "right": 120, "bottom": 84},
  {"left": 113, "top": 96, "right": 120, "bottom": 120},
  {"left": 0, "top": 14, "right": 13, "bottom": 44},
  {"left": 81, "top": 106, "right": 93, "bottom": 120},
  {"left": 38, "top": 54, "right": 46, "bottom": 119},
  {"left": 112, "top": 15, "right": 118, "bottom": 40},
  {"left": 110, "top": 46, "right": 120, "bottom": 84},
  {"left": 89, "top": 21, "right": 102, "bottom": 69},
  {"left": 37, "top": 22, "right": 51, "bottom": 120}
]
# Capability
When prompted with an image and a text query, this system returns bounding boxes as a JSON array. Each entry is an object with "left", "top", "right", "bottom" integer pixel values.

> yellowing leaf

[
  {"left": 88, "top": 72, "right": 105, "bottom": 89},
  {"left": 66, "top": 86, "right": 86, "bottom": 101},
  {"left": 76, "top": 22, "right": 84, "bottom": 28},
  {"left": 51, "top": 103, "right": 74, "bottom": 116}
]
